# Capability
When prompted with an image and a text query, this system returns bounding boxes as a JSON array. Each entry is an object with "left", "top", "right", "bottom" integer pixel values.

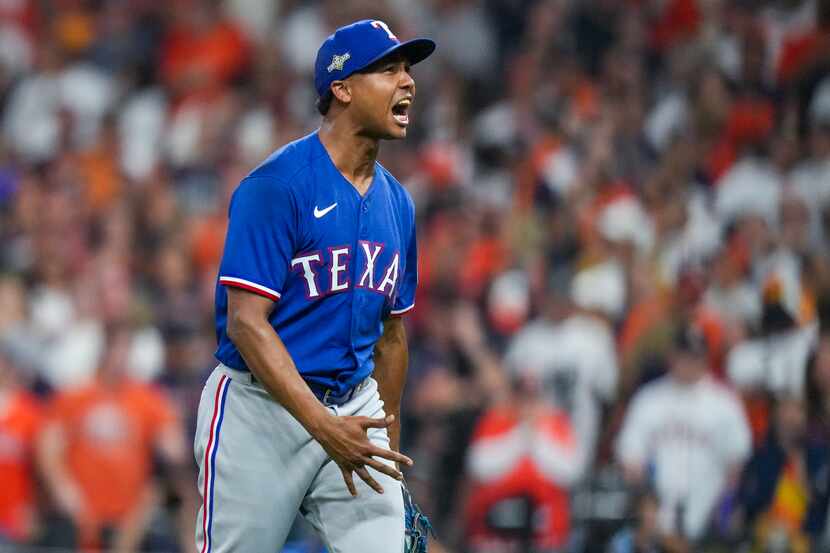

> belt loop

[{"left": 244, "top": 370, "right": 260, "bottom": 387}]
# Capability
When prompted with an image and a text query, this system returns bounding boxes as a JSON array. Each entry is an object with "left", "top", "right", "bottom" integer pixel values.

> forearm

[
  {"left": 373, "top": 317, "right": 408, "bottom": 451},
  {"left": 229, "top": 315, "right": 332, "bottom": 440},
  {"left": 450, "top": 303, "right": 509, "bottom": 404},
  {"left": 180, "top": 476, "right": 201, "bottom": 551},
  {"left": 464, "top": 344, "right": 509, "bottom": 404},
  {"left": 37, "top": 425, "right": 84, "bottom": 516},
  {"left": 114, "top": 485, "right": 157, "bottom": 553},
  {"left": 40, "top": 447, "right": 73, "bottom": 496}
]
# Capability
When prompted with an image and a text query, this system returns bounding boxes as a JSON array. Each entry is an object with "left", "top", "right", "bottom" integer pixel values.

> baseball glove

[{"left": 403, "top": 482, "right": 433, "bottom": 553}]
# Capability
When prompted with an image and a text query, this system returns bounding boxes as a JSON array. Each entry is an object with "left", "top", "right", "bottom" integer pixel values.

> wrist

[{"left": 304, "top": 405, "right": 335, "bottom": 441}]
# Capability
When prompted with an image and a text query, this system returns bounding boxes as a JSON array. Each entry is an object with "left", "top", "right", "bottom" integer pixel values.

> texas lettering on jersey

[{"left": 290, "top": 242, "right": 400, "bottom": 299}]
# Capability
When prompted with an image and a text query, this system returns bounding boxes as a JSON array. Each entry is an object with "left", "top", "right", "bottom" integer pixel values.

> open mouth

[{"left": 391, "top": 97, "right": 411, "bottom": 126}]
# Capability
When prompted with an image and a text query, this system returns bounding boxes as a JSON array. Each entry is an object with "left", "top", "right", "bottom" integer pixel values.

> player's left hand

[{"left": 315, "top": 413, "right": 413, "bottom": 496}]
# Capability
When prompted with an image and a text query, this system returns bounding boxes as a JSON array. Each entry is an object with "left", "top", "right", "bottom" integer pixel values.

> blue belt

[
  {"left": 248, "top": 372, "right": 369, "bottom": 406},
  {"left": 309, "top": 378, "right": 370, "bottom": 406}
]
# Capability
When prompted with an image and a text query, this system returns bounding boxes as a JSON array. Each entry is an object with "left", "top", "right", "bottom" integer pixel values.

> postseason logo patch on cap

[{"left": 327, "top": 52, "right": 351, "bottom": 73}]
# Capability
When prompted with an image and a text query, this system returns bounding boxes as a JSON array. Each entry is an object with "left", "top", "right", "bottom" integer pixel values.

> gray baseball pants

[{"left": 194, "top": 364, "right": 405, "bottom": 552}]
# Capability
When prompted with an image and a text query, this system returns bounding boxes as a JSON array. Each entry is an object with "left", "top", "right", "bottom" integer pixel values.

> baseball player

[{"left": 194, "top": 20, "right": 435, "bottom": 553}]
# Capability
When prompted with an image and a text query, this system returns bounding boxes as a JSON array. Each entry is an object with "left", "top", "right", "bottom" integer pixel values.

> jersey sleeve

[
  {"left": 590, "top": 327, "right": 619, "bottom": 402},
  {"left": 717, "top": 391, "right": 751, "bottom": 466},
  {"left": 218, "top": 176, "right": 298, "bottom": 301},
  {"left": 390, "top": 206, "right": 417, "bottom": 316}
]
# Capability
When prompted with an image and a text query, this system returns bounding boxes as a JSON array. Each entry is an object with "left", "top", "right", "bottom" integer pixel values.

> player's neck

[{"left": 318, "top": 120, "right": 379, "bottom": 195}]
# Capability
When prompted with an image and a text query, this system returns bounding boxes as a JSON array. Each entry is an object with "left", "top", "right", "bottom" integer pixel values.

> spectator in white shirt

[{"left": 617, "top": 324, "right": 751, "bottom": 542}]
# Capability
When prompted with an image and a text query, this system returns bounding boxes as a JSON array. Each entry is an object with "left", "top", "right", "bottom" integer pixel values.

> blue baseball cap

[{"left": 314, "top": 20, "right": 436, "bottom": 98}]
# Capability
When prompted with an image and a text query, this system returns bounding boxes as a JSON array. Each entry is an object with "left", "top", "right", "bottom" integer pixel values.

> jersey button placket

[
  {"left": 350, "top": 198, "right": 367, "bottom": 360},
  {"left": 359, "top": 199, "right": 369, "bottom": 238}
]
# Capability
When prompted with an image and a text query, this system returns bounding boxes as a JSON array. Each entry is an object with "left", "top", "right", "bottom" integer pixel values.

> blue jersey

[{"left": 214, "top": 131, "right": 417, "bottom": 395}]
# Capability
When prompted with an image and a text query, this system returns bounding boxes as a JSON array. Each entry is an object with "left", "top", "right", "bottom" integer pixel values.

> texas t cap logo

[{"left": 327, "top": 52, "right": 351, "bottom": 73}]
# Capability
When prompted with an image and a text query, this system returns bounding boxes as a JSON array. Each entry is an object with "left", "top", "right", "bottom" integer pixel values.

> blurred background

[{"left": 1, "top": 0, "right": 830, "bottom": 552}]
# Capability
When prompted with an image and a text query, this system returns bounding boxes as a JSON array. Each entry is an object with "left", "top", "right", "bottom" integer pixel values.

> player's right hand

[{"left": 316, "top": 414, "right": 413, "bottom": 496}]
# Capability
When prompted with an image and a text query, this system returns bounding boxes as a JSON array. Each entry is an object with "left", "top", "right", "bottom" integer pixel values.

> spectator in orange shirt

[
  {"left": 160, "top": 0, "right": 250, "bottom": 101},
  {"left": 464, "top": 360, "right": 587, "bottom": 552},
  {"left": 0, "top": 346, "right": 42, "bottom": 544},
  {"left": 37, "top": 322, "right": 190, "bottom": 552}
]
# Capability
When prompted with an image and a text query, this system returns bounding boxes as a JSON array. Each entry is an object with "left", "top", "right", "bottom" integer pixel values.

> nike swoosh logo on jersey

[{"left": 313, "top": 203, "right": 337, "bottom": 218}]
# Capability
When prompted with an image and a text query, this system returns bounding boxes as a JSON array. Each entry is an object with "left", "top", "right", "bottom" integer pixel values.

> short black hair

[{"left": 317, "top": 91, "right": 333, "bottom": 116}]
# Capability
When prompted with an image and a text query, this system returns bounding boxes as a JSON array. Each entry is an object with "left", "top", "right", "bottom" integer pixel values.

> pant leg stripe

[
  {"left": 200, "top": 374, "right": 229, "bottom": 553},
  {"left": 206, "top": 376, "right": 231, "bottom": 553}
]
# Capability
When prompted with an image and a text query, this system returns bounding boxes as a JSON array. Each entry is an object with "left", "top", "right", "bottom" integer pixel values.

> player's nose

[{"left": 398, "top": 69, "right": 415, "bottom": 92}]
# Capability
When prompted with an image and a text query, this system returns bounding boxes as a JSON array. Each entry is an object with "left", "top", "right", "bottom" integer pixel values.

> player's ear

[{"left": 330, "top": 80, "right": 352, "bottom": 105}]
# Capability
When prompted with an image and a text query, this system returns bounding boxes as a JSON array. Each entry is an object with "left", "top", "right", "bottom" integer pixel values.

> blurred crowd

[{"left": 1, "top": 0, "right": 830, "bottom": 552}]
